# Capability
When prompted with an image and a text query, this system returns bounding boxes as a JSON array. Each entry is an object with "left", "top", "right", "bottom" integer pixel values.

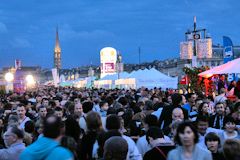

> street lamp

[
  {"left": 26, "top": 75, "right": 36, "bottom": 88},
  {"left": 5, "top": 72, "right": 14, "bottom": 82},
  {"left": 117, "top": 53, "right": 122, "bottom": 79},
  {"left": 5, "top": 72, "right": 14, "bottom": 93}
]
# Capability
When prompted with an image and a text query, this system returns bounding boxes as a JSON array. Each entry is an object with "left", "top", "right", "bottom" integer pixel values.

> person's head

[
  {"left": 54, "top": 107, "right": 63, "bottom": 119},
  {"left": 17, "top": 105, "right": 26, "bottom": 119},
  {"left": 74, "top": 98, "right": 80, "bottom": 105},
  {"left": 171, "top": 120, "right": 182, "bottom": 138},
  {"left": 220, "top": 75, "right": 225, "bottom": 81},
  {"left": 3, "top": 126, "right": 24, "bottom": 147},
  {"left": 24, "top": 120, "right": 35, "bottom": 134},
  {"left": 86, "top": 111, "right": 102, "bottom": 132},
  {"left": 205, "top": 132, "right": 221, "bottom": 153},
  {"left": 152, "top": 96, "right": 160, "bottom": 104},
  {"left": 143, "top": 114, "right": 158, "bottom": 131},
  {"left": 36, "top": 95, "right": 42, "bottom": 103},
  {"left": 103, "top": 136, "right": 128, "bottom": 160},
  {"left": 225, "top": 105, "right": 233, "bottom": 116},
  {"left": 220, "top": 88, "right": 226, "bottom": 94},
  {"left": 175, "top": 121, "right": 199, "bottom": 146},
  {"left": 42, "top": 98, "right": 49, "bottom": 107},
  {"left": 106, "top": 114, "right": 121, "bottom": 130},
  {"left": 198, "top": 102, "right": 209, "bottom": 115},
  {"left": 223, "top": 139, "right": 240, "bottom": 160},
  {"left": 62, "top": 93, "right": 68, "bottom": 100},
  {"left": 171, "top": 93, "right": 182, "bottom": 106},
  {"left": 223, "top": 116, "right": 236, "bottom": 133},
  {"left": 146, "top": 126, "right": 164, "bottom": 147},
  {"left": 181, "top": 95, "right": 187, "bottom": 105},
  {"left": 167, "top": 95, "right": 172, "bottom": 104},
  {"left": 187, "top": 93, "right": 197, "bottom": 103},
  {"left": 196, "top": 115, "right": 209, "bottom": 135},
  {"left": 97, "top": 130, "right": 122, "bottom": 158},
  {"left": 54, "top": 99, "right": 61, "bottom": 107},
  {"left": 8, "top": 115, "right": 19, "bottom": 126},
  {"left": 43, "top": 115, "right": 62, "bottom": 139},
  {"left": 230, "top": 80, "right": 236, "bottom": 87},
  {"left": 82, "top": 101, "right": 94, "bottom": 114},
  {"left": 195, "top": 98, "right": 203, "bottom": 111},
  {"left": 74, "top": 103, "right": 83, "bottom": 117},
  {"left": 118, "top": 97, "right": 128, "bottom": 107},
  {"left": 38, "top": 106, "right": 47, "bottom": 118},
  {"left": 65, "top": 116, "right": 81, "bottom": 141},
  {"left": 215, "top": 102, "right": 225, "bottom": 116},
  {"left": 172, "top": 108, "right": 184, "bottom": 123},
  {"left": 100, "top": 101, "right": 109, "bottom": 111}
]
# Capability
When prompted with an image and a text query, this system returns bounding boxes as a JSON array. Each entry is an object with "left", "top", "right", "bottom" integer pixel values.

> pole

[
  {"left": 192, "top": 16, "right": 197, "bottom": 67},
  {"left": 138, "top": 47, "right": 141, "bottom": 65}
]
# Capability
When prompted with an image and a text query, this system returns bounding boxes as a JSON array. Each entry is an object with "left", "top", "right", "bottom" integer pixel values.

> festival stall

[
  {"left": 198, "top": 58, "right": 240, "bottom": 98},
  {"left": 115, "top": 68, "right": 178, "bottom": 89},
  {"left": 94, "top": 72, "right": 130, "bottom": 89},
  {"left": 199, "top": 58, "right": 240, "bottom": 77},
  {"left": 74, "top": 76, "right": 96, "bottom": 88}
]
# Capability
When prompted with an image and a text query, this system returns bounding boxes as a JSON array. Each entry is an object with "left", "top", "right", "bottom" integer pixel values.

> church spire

[
  {"left": 54, "top": 27, "right": 61, "bottom": 52},
  {"left": 54, "top": 27, "right": 61, "bottom": 69}
]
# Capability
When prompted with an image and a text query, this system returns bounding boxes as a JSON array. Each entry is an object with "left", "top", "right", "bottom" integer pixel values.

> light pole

[
  {"left": 5, "top": 72, "right": 14, "bottom": 93},
  {"left": 117, "top": 53, "right": 122, "bottom": 79}
]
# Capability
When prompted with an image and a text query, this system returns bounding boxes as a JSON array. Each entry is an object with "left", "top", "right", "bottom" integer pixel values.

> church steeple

[{"left": 54, "top": 27, "right": 61, "bottom": 69}]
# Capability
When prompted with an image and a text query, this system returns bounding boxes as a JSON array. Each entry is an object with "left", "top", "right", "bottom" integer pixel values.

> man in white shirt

[{"left": 17, "top": 105, "right": 31, "bottom": 129}]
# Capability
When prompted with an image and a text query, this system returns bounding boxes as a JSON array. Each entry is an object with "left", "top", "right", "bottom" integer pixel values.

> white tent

[
  {"left": 73, "top": 76, "right": 96, "bottom": 88},
  {"left": 199, "top": 58, "right": 240, "bottom": 77},
  {"left": 116, "top": 68, "right": 178, "bottom": 89},
  {"left": 94, "top": 72, "right": 130, "bottom": 89}
]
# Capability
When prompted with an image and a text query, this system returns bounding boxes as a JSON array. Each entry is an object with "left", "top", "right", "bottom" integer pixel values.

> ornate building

[{"left": 54, "top": 28, "right": 61, "bottom": 69}]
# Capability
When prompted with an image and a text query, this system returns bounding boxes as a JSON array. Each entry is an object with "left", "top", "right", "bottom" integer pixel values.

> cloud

[
  {"left": 11, "top": 38, "right": 31, "bottom": 48},
  {"left": 0, "top": 22, "right": 8, "bottom": 33}
]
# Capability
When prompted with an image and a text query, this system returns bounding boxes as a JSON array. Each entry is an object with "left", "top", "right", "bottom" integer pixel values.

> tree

[{"left": 183, "top": 66, "right": 210, "bottom": 93}]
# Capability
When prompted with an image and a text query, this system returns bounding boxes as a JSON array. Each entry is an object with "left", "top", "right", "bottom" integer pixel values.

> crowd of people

[{"left": 0, "top": 80, "right": 240, "bottom": 160}]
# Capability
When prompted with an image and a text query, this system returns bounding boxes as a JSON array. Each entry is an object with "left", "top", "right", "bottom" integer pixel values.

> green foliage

[{"left": 183, "top": 66, "right": 210, "bottom": 93}]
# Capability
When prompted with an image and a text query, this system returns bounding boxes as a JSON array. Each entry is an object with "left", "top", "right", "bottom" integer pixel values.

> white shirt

[
  {"left": 122, "top": 135, "right": 142, "bottom": 160},
  {"left": 136, "top": 135, "right": 151, "bottom": 157},
  {"left": 151, "top": 108, "right": 163, "bottom": 120},
  {"left": 19, "top": 116, "right": 31, "bottom": 129}
]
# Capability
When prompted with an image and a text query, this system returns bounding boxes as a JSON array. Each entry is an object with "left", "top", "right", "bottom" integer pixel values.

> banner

[
  {"left": 15, "top": 59, "right": 22, "bottom": 69},
  {"left": 223, "top": 36, "right": 235, "bottom": 81},
  {"left": 223, "top": 36, "right": 233, "bottom": 63},
  {"left": 13, "top": 69, "right": 25, "bottom": 93},
  {"left": 52, "top": 68, "right": 59, "bottom": 87},
  {"left": 100, "top": 47, "right": 117, "bottom": 78}
]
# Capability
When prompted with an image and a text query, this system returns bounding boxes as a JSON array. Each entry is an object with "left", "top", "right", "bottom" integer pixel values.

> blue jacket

[{"left": 20, "top": 136, "right": 73, "bottom": 160}]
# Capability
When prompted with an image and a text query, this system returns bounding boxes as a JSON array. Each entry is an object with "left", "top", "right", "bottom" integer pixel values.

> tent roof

[
  {"left": 100, "top": 72, "right": 130, "bottom": 80},
  {"left": 199, "top": 58, "right": 240, "bottom": 77},
  {"left": 127, "top": 68, "right": 175, "bottom": 80}
]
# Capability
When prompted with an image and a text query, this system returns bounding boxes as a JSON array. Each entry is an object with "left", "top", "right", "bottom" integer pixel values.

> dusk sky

[{"left": 0, "top": 0, "right": 239, "bottom": 69}]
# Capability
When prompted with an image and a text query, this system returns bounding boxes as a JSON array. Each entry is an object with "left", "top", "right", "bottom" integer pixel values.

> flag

[{"left": 180, "top": 76, "right": 189, "bottom": 85}]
